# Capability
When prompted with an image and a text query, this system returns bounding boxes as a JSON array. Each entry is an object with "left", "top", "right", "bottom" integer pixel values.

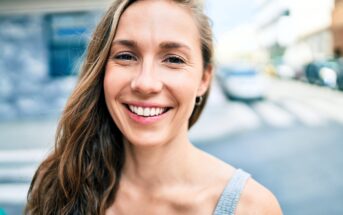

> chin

[
  {"left": 125, "top": 134, "right": 169, "bottom": 147},
  {"left": 126, "top": 139, "right": 166, "bottom": 148}
]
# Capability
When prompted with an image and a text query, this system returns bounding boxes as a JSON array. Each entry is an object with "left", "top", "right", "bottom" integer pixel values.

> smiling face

[{"left": 103, "top": 0, "right": 212, "bottom": 146}]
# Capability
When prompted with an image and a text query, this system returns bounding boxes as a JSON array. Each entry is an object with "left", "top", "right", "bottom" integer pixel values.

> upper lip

[{"left": 124, "top": 101, "right": 172, "bottom": 109}]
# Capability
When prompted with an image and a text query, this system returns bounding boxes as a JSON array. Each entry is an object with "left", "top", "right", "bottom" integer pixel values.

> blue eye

[
  {"left": 115, "top": 53, "right": 136, "bottom": 61},
  {"left": 165, "top": 56, "right": 185, "bottom": 64}
]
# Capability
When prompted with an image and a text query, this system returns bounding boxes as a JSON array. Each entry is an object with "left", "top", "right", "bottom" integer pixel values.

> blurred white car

[
  {"left": 277, "top": 64, "right": 296, "bottom": 79},
  {"left": 216, "top": 65, "right": 267, "bottom": 101}
]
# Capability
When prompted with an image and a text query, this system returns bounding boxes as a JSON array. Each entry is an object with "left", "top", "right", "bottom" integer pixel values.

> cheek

[
  {"left": 164, "top": 70, "right": 202, "bottom": 97},
  {"left": 103, "top": 66, "right": 130, "bottom": 99},
  {"left": 165, "top": 73, "right": 199, "bottom": 109},
  {"left": 103, "top": 72, "right": 118, "bottom": 121},
  {"left": 103, "top": 72, "right": 116, "bottom": 101}
]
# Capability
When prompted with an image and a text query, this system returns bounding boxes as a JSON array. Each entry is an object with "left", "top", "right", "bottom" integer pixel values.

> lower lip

[{"left": 125, "top": 107, "right": 168, "bottom": 125}]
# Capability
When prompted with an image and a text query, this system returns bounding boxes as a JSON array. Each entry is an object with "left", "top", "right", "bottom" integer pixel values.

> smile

[{"left": 125, "top": 104, "right": 171, "bottom": 118}]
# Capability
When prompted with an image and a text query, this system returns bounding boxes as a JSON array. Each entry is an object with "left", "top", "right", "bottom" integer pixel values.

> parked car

[
  {"left": 277, "top": 64, "right": 297, "bottom": 79},
  {"left": 216, "top": 65, "right": 267, "bottom": 101},
  {"left": 337, "top": 66, "right": 343, "bottom": 91},
  {"left": 304, "top": 58, "right": 343, "bottom": 88}
]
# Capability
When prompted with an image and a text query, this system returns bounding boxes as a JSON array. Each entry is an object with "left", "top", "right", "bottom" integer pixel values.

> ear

[{"left": 197, "top": 64, "right": 213, "bottom": 96}]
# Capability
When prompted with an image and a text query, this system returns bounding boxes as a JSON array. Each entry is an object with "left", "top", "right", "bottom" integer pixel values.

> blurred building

[
  {"left": 0, "top": 0, "right": 112, "bottom": 121},
  {"left": 0, "top": 0, "right": 113, "bottom": 77},
  {"left": 332, "top": 0, "right": 343, "bottom": 54},
  {"left": 0, "top": 0, "right": 112, "bottom": 14},
  {"left": 255, "top": 0, "right": 336, "bottom": 67}
]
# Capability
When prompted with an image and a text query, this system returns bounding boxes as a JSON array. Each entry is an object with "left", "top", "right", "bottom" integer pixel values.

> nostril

[{"left": 131, "top": 76, "right": 163, "bottom": 94}]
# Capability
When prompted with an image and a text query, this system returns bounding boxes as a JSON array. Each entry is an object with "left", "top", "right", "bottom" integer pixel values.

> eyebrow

[
  {"left": 112, "top": 40, "right": 191, "bottom": 51},
  {"left": 112, "top": 39, "right": 138, "bottom": 49},
  {"left": 159, "top": 41, "right": 191, "bottom": 51}
]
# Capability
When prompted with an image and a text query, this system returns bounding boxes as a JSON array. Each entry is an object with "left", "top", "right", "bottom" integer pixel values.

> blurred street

[
  {"left": 1, "top": 77, "right": 343, "bottom": 214},
  {"left": 1, "top": 0, "right": 343, "bottom": 214}
]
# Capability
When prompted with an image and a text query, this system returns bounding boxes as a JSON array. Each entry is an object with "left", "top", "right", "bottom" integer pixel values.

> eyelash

[
  {"left": 113, "top": 53, "right": 185, "bottom": 65},
  {"left": 164, "top": 56, "right": 185, "bottom": 64},
  {"left": 114, "top": 53, "right": 137, "bottom": 61}
]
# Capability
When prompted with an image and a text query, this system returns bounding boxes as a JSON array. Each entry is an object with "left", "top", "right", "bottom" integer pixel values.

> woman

[{"left": 26, "top": 0, "right": 282, "bottom": 214}]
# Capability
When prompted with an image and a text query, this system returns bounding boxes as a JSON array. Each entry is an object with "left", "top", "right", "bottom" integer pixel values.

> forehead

[{"left": 114, "top": 0, "right": 200, "bottom": 49}]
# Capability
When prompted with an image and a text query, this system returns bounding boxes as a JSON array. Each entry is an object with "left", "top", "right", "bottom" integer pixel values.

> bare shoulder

[
  {"left": 194, "top": 148, "right": 282, "bottom": 214},
  {"left": 236, "top": 177, "right": 283, "bottom": 215}
]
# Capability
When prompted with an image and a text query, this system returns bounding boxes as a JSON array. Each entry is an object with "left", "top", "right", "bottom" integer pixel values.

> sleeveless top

[{"left": 213, "top": 169, "right": 251, "bottom": 215}]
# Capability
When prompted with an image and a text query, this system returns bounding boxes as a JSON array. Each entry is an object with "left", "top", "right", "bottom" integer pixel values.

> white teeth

[
  {"left": 156, "top": 108, "right": 162, "bottom": 115},
  {"left": 143, "top": 108, "right": 150, "bottom": 116},
  {"left": 137, "top": 107, "right": 143, "bottom": 116},
  {"left": 128, "top": 105, "right": 166, "bottom": 117}
]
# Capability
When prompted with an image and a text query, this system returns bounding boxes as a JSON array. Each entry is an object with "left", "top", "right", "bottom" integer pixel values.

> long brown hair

[{"left": 25, "top": 0, "right": 213, "bottom": 214}]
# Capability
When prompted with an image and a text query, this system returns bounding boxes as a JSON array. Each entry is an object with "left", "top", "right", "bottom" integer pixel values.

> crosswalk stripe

[
  {"left": 0, "top": 165, "right": 37, "bottom": 181},
  {"left": 0, "top": 149, "right": 49, "bottom": 163},
  {"left": 192, "top": 93, "right": 343, "bottom": 141},
  {"left": 0, "top": 184, "right": 29, "bottom": 203},
  {"left": 280, "top": 99, "right": 327, "bottom": 126},
  {"left": 225, "top": 102, "right": 261, "bottom": 130},
  {"left": 322, "top": 95, "right": 343, "bottom": 112},
  {"left": 305, "top": 98, "right": 343, "bottom": 124},
  {"left": 190, "top": 101, "right": 260, "bottom": 141},
  {"left": 207, "top": 80, "right": 227, "bottom": 107},
  {"left": 252, "top": 101, "right": 295, "bottom": 127}
]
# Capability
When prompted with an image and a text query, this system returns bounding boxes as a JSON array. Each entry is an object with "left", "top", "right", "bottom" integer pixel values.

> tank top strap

[{"left": 213, "top": 169, "right": 251, "bottom": 215}]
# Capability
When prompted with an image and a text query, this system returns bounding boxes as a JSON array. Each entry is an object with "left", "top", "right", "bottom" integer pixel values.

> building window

[{"left": 45, "top": 12, "right": 91, "bottom": 77}]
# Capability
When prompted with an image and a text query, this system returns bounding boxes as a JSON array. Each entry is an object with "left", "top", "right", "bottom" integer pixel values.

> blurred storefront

[
  {"left": 255, "top": 0, "right": 336, "bottom": 68},
  {"left": 0, "top": 0, "right": 112, "bottom": 14},
  {"left": 0, "top": 0, "right": 112, "bottom": 76},
  {"left": 0, "top": 0, "right": 111, "bottom": 121},
  {"left": 332, "top": 0, "right": 343, "bottom": 54}
]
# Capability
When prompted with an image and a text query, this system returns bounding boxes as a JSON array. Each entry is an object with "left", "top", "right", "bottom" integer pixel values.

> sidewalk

[{"left": 0, "top": 118, "right": 57, "bottom": 150}]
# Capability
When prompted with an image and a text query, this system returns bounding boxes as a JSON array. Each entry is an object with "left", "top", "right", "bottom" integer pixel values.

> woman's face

[{"left": 104, "top": 0, "right": 211, "bottom": 146}]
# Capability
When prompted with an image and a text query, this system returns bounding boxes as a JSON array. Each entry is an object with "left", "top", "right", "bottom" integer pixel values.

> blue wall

[{"left": 0, "top": 11, "right": 99, "bottom": 121}]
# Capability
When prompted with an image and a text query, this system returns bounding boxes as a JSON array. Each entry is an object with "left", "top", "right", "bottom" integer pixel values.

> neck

[{"left": 122, "top": 134, "right": 199, "bottom": 189}]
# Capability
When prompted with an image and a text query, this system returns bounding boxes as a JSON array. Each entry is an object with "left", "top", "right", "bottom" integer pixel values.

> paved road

[
  {"left": 198, "top": 123, "right": 343, "bottom": 215},
  {"left": 1, "top": 78, "right": 343, "bottom": 214},
  {"left": 194, "top": 78, "right": 343, "bottom": 214},
  {"left": 0, "top": 119, "right": 56, "bottom": 214}
]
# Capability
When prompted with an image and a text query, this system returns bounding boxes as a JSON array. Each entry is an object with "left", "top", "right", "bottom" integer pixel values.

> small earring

[{"left": 195, "top": 96, "right": 203, "bottom": 106}]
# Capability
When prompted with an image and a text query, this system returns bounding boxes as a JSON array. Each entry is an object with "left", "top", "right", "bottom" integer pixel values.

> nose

[{"left": 131, "top": 60, "right": 163, "bottom": 95}]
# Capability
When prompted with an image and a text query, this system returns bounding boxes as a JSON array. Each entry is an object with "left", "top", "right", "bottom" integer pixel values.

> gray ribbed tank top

[{"left": 213, "top": 169, "right": 251, "bottom": 215}]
